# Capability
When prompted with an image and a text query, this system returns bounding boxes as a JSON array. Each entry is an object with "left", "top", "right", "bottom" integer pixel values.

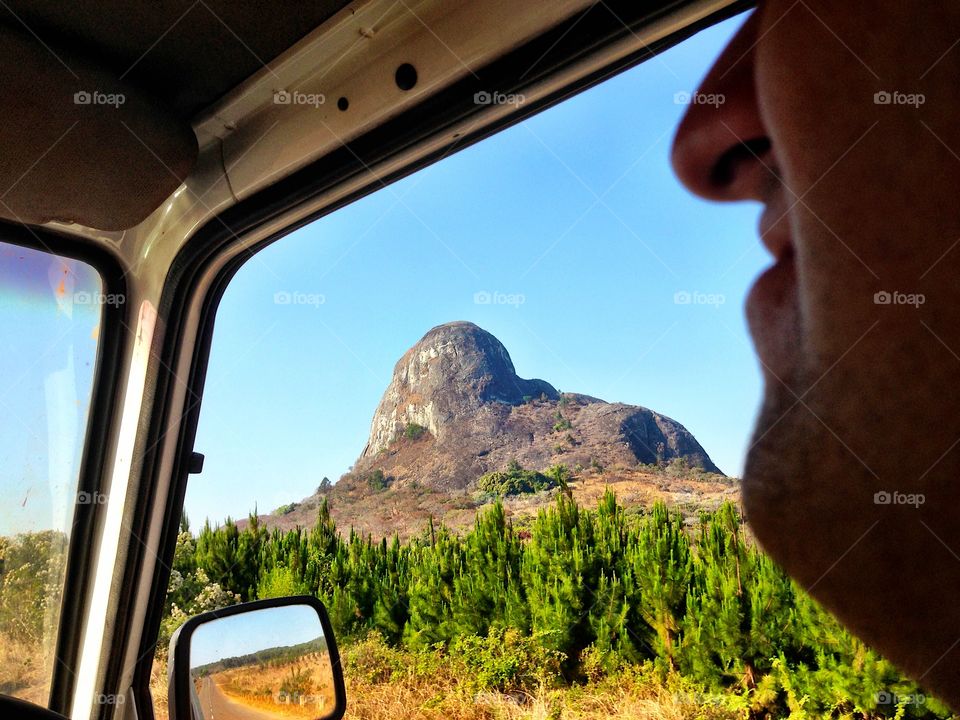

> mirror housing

[{"left": 168, "top": 595, "right": 346, "bottom": 720}]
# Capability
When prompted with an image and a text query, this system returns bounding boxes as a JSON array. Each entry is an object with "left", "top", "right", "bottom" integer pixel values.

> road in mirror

[{"left": 189, "top": 605, "right": 336, "bottom": 720}]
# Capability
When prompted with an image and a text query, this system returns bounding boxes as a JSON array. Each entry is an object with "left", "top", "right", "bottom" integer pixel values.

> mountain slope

[{"left": 253, "top": 321, "right": 727, "bottom": 537}]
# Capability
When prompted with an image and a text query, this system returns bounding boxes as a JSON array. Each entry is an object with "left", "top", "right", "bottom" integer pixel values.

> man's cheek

[{"left": 752, "top": 4, "right": 920, "bottom": 390}]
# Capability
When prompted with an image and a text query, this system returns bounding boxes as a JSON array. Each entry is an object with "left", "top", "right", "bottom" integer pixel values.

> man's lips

[
  {"left": 746, "top": 250, "right": 799, "bottom": 384},
  {"left": 758, "top": 203, "right": 793, "bottom": 261},
  {"left": 747, "top": 200, "right": 800, "bottom": 385}
]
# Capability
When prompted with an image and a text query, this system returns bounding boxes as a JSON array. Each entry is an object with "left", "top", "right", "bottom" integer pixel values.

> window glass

[
  {"left": 154, "top": 11, "right": 942, "bottom": 720},
  {"left": 0, "top": 241, "right": 105, "bottom": 704}
]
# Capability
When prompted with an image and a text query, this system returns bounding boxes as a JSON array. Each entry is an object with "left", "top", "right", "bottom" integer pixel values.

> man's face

[{"left": 672, "top": 0, "right": 960, "bottom": 705}]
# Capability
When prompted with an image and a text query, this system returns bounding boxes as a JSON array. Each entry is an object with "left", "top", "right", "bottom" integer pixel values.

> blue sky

[
  {"left": 190, "top": 604, "right": 325, "bottom": 668},
  {"left": 180, "top": 13, "right": 767, "bottom": 526},
  {"left": 1, "top": 244, "right": 101, "bottom": 535}
]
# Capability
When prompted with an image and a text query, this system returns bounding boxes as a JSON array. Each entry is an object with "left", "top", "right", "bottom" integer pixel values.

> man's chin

[
  {"left": 741, "top": 397, "right": 795, "bottom": 529},
  {"left": 739, "top": 382, "right": 821, "bottom": 569},
  {"left": 741, "top": 385, "right": 894, "bottom": 601}
]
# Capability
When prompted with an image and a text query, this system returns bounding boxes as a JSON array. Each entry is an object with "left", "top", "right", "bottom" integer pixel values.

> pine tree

[
  {"left": 403, "top": 521, "right": 461, "bottom": 648},
  {"left": 521, "top": 492, "right": 595, "bottom": 671},
  {"left": 680, "top": 503, "right": 750, "bottom": 687},
  {"left": 587, "top": 491, "right": 647, "bottom": 666},
  {"left": 630, "top": 501, "right": 691, "bottom": 668},
  {"left": 450, "top": 501, "right": 528, "bottom": 637}
]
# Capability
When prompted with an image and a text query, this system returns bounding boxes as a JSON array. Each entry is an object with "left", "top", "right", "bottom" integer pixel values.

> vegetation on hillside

[
  {"left": 147, "top": 492, "right": 945, "bottom": 718},
  {"left": 403, "top": 423, "right": 429, "bottom": 441},
  {"left": 1, "top": 491, "right": 948, "bottom": 718},
  {"left": 476, "top": 460, "right": 561, "bottom": 497}
]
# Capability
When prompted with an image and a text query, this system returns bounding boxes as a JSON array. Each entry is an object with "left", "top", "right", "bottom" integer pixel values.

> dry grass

[
  {"left": 0, "top": 634, "right": 50, "bottom": 705},
  {"left": 510, "top": 466, "right": 739, "bottom": 526},
  {"left": 151, "top": 649, "right": 745, "bottom": 720},
  {"left": 151, "top": 656, "right": 170, "bottom": 720},
  {"left": 151, "top": 653, "right": 337, "bottom": 720},
  {"left": 244, "top": 464, "right": 739, "bottom": 543},
  {"left": 213, "top": 652, "right": 337, "bottom": 718},
  {"left": 338, "top": 635, "right": 746, "bottom": 720},
  {"left": 341, "top": 671, "right": 744, "bottom": 720}
]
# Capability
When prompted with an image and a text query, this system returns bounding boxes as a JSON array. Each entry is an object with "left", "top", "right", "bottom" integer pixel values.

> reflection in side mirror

[{"left": 168, "top": 596, "right": 346, "bottom": 720}]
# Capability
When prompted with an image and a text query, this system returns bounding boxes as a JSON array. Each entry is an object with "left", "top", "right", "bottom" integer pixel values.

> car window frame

[
  {"left": 0, "top": 223, "right": 128, "bottom": 715},
  {"left": 126, "top": 2, "right": 755, "bottom": 719}
]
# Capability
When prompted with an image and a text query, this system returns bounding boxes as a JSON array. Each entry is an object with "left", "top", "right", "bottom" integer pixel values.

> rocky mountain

[
  {"left": 252, "top": 321, "right": 727, "bottom": 538},
  {"left": 350, "top": 321, "right": 720, "bottom": 486}
]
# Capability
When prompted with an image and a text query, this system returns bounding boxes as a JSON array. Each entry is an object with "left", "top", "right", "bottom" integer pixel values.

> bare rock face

[
  {"left": 362, "top": 322, "right": 559, "bottom": 458},
  {"left": 348, "top": 321, "right": 721, "bottom": 491}
]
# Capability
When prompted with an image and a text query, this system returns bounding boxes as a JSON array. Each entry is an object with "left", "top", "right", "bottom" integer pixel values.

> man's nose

[{"left": 671, "top": 11, "right": 772, "bottom": 203}]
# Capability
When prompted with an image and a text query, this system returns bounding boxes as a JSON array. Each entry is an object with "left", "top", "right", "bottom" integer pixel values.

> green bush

[
  {"left": 477, "top": 461, "right": 556, "bottom": 496},
  {"left": 403, "top": 423, "right": 428, "bottom": 441},
  {"left": 366, "top": 468, "right": 390, "bottom": 491},
  {"left": 545, "top": 464, "right": 572, "bottom": 489},
  {"left": 0, "top": 531, "right": 68, "bottom": 643},
  {"left": 451, "top": 628, "right": 564, "bottom": 693},
  {"left": 258, "top": 565, "right": 307, "bottom": 599},
  {"left": 343, "top": 632, "right": 443, "bottom": 684}
]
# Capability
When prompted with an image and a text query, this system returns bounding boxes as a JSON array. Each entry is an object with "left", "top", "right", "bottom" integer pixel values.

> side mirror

[{"left": 168, "top": 596, "right": 346, "bottom": 720}]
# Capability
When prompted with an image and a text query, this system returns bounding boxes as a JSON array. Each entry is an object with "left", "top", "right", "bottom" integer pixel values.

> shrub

[
  {"left": 0, "top": 531, "right": 68, "bottom": 643},
  {"left": 366, "top": 468, "right": 390, "bottom": 491},
  {"left": 477, "top": 462, "right": 557, "bottom": 496},
  {"left": 403, "top": 423, "right": 428, "bottom": 441},
  {"left": 157, "top": 567, "right": 241, "bottom": 656},
  {"left": 343, "top": 632, "right": 442, "bottom": 684},
  {"left": 545, "top": 464, "right": 572, "bottom": 490},
  {"left": 279, "top": 666, "right": 314, "bottom": 699},
  {"left": 258, "top": 565, "right": 307, "bottom": 599},
  {"left": 451, "top": 628, "right": 564, "bottom": 693},
  {"left": 664, "top": 457, "right": 689, "bottom": 476}
]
